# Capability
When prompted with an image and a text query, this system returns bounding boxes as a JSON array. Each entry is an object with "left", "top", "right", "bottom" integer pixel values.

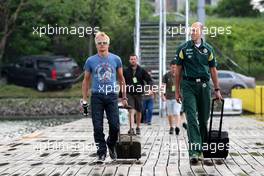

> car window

[
  {"left": 15, "top": 59, "right": 23, "bottom": 68},
  {"left": 37, "top": 61, "right": 53, "bottom": 69},
  {"left": 236, "top": 73, "right": 247, "bottom": 79},
  {"left": 54, "top": 60, "right": 78, "bottom": 72},
  {"left": 218, "top": 72, "right": 233, "bottom": 79},
  {"left": 24, "top": 60, "right": 34, "bottom": 68}
]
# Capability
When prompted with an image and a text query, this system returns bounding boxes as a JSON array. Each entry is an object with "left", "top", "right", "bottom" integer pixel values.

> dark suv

[{"left": 1, "top": 55, "right": 81, "bottom": 91}]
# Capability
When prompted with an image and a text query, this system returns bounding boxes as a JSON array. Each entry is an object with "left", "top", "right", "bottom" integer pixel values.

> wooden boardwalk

[{"left": 0, "top": 116, "right": 264, "bottom": 176}]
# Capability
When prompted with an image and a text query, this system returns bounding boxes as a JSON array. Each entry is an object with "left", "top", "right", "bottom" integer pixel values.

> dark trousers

[
  {"left": 143, "top": 97, "right": 154, "bottom": 123},
  {"left": 91, "top": 93, "right": 119, "bottom": 156},
  {"left": 181, "top": 80, "right": 211, "bottom": 156}
]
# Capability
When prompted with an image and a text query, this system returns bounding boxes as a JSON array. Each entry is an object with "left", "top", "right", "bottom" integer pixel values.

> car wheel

[
  {"left": 36, "top": 78, "right": 46, "bottom": 92},
  {"left": 232, "top": 85, "right": 245, "bottom": 89}
]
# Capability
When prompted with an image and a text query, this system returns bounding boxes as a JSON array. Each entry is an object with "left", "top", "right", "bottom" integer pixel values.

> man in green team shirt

[{"left": 175, "top": 22, "right": 222, "bottom": 164}]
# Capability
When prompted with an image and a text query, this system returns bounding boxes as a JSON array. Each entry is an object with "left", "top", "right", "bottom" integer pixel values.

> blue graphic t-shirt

[{"left": 84, "top": 53, "right": 122, "bottom": 94}]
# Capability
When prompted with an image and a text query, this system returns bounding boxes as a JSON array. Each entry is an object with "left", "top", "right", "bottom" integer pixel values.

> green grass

[
  {"left": 256, "top": 80, "right": 264, "bottom": 85},
  {"left": 0, "top": 83, "right": 82, "bottom": 98}
]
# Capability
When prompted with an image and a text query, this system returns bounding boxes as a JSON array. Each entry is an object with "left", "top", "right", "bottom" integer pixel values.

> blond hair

[{"left": 94, "top": 31, "right": 110, "bottom": 44}]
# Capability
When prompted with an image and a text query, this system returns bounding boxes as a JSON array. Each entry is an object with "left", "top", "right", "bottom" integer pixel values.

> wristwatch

[
  {"left": 214, "top": 88, "right": 220, "bottom": 92},
  {"left": 122, "top": 97, "right": 128, "bottom": 100}
]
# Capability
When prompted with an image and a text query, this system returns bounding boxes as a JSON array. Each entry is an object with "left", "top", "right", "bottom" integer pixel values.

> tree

[
  {"left": 1, "top": 0, "right": 94, "bottom": 64},
  {"left": 1, "top": 0, "right": 153, "bottom": 66},
  {"left": 216, "top": 0, "right": 260, "bottom": 17},
  {"left": 0, "top": 0, "right": 27, "bottom": 64}
]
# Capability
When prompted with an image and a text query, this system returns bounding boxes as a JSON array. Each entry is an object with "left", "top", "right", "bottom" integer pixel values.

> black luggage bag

[
  {"left": 203, "top": 98, "right": 229, "bottom": 159},
  {"left": 116, "top": 106, "right": 141, "bottom": 160}
]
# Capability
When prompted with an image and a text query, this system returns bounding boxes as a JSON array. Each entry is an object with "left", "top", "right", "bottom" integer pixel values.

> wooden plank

[
  {"left": 142, "top": 127, "right": 161, "bottom": 166},
  {"left": 223, "top": 153, "right": 249, "bottom": 176},
  {"left": 211, "top": 159, "right": 235, "bottom": 176},
  {"left": 141, "top": 165, "right": 153, "bottom": 176},
  {"left": 231, "top": 138, "right": 264, "bottom": 173},
  {"left": 88, "top": 166, "right": 105, "bottom": 176},
  {"left": 166, "top": 165, "right": 180, "bottom": 176},
  {"left": 228, "top": 143, "right": 259, "bottom": 176},
  {"left": 48, "top": 166, "right": 69, "bottom": 176},
  {"left": 62, "top": 166, "right": 81, "bottom": 176},
  {"left": 167, "top": 134, "right": 180, "bottom": 176},
  {"left": 156, "top": 151, "right": 169, "bottom": 166},
  {"left": 23, "top": 167, "right": 44, "bottom": 176},
  {"left": 145, "top": 151, "right": 159, "bottom": 166},
  {"left": 127, "top": 165, "right": 142, "bottom": 176},
  {"left": 239, "top": 138, "right": 264, "bottom": 167},
  {"left": 0, "top": 163, "right": 27, "bottom": 175},
  {"left": 52, "top": 152, "right": 82, "bottom": 166},
  {"left": 102, "top": 166, "right": 117, "bottom": 176},
  {"left": 140, "top": 126, "right": 155, "bottom": 165},
  {"left": 33, "top": 167, "right": 56, "bottom": 176},
  {"left": 40, "top": 152, "right": 63, "bottom": 164},
  {"left": 7, "top": 151, "right": 32, "bottom": 162},
  {"left": 75, "top": 166, "right": 93, "bottom": 176},
  {"left": 3, "top": 165, "right": 32, "bottom": 176},
  {"left": 182, "top": 130, "right": 206, "bottom": 176},
  {"left": 201, "top": 159, "right": 222, "bottom": 176},
  {"left": 177, "top": 135, "right": 194, "bottom": 175},
  {"left": 167, "top": 135, "right": 178, "bottom": 164},
  {"left": 154, "top": 166, "right": 167, "bottom": 176},
  {"left": 156, "top": 134, "right": 169, "bottom": 167},
  {"left": 114, "top": 166, "right": 129, "bottom": 176},
  {"left": 0, "top": 163, "right": 10, "bottom": 173}
]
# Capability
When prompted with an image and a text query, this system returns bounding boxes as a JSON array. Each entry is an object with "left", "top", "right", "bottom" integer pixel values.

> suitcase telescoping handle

[
  {"left": 118, "top": 105, "right": 133, "bottom": 144},
  {"left": 208, "top": 98, "right": 225, "bottom": 142}
]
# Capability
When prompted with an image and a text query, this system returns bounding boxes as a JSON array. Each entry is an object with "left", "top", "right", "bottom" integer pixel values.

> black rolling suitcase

[
  {"left": 116, "top": 106, "right": 141, "bottom": 160},
  {"left": 203, "top": 98, "right": 229, "bottom": 159}
]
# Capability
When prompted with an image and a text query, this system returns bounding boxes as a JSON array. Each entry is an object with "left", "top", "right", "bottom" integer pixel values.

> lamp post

[
  {"left": 135, "top": 0, "right": 140, "bottom": 63},
  {"left": 159, "top": 0, "right": 163, "bottom": 117},
  {"left": 185, "top": 0, "right": 189, "bottom": 41},
  {"left": 197, "top": 0, "right": 205, "bottom": 40}
]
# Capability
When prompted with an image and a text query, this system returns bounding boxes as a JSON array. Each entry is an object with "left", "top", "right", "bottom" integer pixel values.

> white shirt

[{"left": 195, "top": 43, "right": 201, "bottom": 48}]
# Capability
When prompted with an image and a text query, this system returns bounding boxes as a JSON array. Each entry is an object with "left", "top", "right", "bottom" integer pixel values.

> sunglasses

[{"left": 96, "top": 41, "right": 109, "bottom": 45}]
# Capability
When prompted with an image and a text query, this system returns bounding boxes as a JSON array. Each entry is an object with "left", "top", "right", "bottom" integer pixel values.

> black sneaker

[
  {"left": 169, "top": 127, "right": 174, "bottom": 135},
  {"left": 183, "top": 123, "right": 188, "bottom": 130},
  {"left": 128, "top": 128, "right": 135, "bottom": 135},
  {"left": 175, "top": 127, "right": 180, "bottom": 135},
  {"left": 136, "top": 127, "right": 141, "bottom": 135},
  {"left": 203, "top": 159, "right": 214, "bottom": 166},
  {"left": 107, "top": 145, "right": 117, "bottom": 160},
  {"left": 96, "top": 154, "right": 106, "bottom": 164},
  {"left": 190, "top": 157, "right": 199, "bottom": 165}
]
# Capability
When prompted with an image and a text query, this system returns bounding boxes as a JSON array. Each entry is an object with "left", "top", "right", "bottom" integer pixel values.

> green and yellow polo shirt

[{"left": 175, "top": 39, "right": 217, "bottom": 80}]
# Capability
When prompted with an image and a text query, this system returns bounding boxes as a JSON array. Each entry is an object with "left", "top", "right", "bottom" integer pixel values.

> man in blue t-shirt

[{"left": 82, "top": 32, "right": 128, "bottom": 163}]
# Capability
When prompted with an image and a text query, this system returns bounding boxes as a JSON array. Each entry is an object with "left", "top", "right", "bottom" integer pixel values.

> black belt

[{"left": 183, "top": 77, "right": 209, "bottom": 83}]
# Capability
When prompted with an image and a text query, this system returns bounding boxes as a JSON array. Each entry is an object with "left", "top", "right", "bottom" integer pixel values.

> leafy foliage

[
  {"left": 216, "top": 0, "right": 260, "bottom": 17},
  {"left": 206, "top": 17, "right": 264, "bottom": 78},
  {"left": 1, "top": 0, "right": 153, "bottom": 67}
]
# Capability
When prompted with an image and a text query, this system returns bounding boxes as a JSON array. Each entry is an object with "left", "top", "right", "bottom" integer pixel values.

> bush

[
  {"left": 215, "top": 0, "right": 260, "bottom": 17},
  {"left": 206, "top": 17, "right": 264, "bottom": 79}
]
